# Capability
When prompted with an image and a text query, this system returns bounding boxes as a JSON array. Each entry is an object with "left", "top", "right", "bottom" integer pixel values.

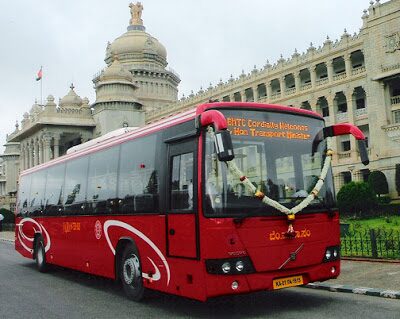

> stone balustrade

[
  {"left": 355, "top": 107, "right": 368, "bottom": 118},
  {"left": 336, "top": 112, "right": 348, "bottom": 123},
  {"left": 352, "top": 66, "right": 366, "bottom": 76},
  {"left": 300, "top": 83, "right": 312, "bottom": 91},
  {"left": 333, "top": 72, "right": 347, "bottom": 81},
  {"left": 316, "top": 78, "right": 328, "bottom": 86},
  {"left": 391, "top": 95, "right": 400, "bottom": 105}
]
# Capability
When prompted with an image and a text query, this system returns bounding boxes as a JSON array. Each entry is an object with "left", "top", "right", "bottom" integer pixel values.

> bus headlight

[
  {"left": 235, "top": 260, "right": 244, "bottom": 272},
  {"left": 206, "top": 257, "right": 255, "bottom": 275},
  {"left": 325, "top": 249, "right": 332, "bottom": 260},
  {"left": 323, "top": 245, "right": 340, "bottom": 262},
  {"left": 221, "top": 262, "right": 231, "bottom": 274}
]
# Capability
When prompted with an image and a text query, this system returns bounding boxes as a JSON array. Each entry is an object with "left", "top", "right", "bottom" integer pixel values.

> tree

[
  {"left": 0, "top": 208, "right": 14, "bottom": 224},
  {"left": 396, "top": 164, "right": 400, "bottom": 196},
  {"left": 368, "top": 170, "right": 389, "bottom": 197},
  {"left": 337, "top": 181, "right": 377, "bottom": 218}
]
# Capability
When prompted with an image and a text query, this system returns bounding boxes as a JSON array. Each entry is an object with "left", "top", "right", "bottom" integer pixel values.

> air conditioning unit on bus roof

[{"left": 66, "top": 127, "right": 139, "bottom": 154}]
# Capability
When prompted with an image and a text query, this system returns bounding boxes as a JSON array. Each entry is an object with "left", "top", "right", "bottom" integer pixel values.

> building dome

[
  {"left": 59, "top": 84, "right": 83, "bottom": 107},
  {"left": 99, "top": 58, "right": 135, "bottom": 84},
  {"left": 105, "top": 3, "right": 167, "bottom": 67}
]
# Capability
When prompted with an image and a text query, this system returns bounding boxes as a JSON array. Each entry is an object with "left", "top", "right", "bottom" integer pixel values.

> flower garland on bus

[{"left": 207, "top": 126, "right": 333, "bottom": 237}]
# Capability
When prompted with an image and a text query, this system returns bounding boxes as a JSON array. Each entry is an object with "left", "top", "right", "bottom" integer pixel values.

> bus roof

[{"left": 20, "top": 102, "right": 323, "bottom": 176}]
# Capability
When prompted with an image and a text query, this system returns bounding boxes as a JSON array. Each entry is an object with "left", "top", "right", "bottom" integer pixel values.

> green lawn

[{"left": 341, "top": 216, "right": 400, "bottom": 232}]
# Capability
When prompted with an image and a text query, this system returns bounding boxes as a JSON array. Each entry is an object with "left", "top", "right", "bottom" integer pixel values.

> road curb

[
  {"left": 304, "top": 282, "right": 400, "bottom": 299},
  {"left": 0, "top": 238, "right": 14, "bottom": 243}
]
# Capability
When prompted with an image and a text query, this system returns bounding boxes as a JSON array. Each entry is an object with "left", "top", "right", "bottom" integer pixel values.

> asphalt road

[{"left": 1, "top": 242, "right": 399, "bottom": 319}]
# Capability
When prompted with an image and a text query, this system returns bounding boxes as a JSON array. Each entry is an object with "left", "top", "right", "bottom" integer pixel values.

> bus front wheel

[
  {"left": 120, "top": 242, "right": 145, "bottom": 301},
  {"left": 34, "top": 237, "right": 48, "bottom": 273}
]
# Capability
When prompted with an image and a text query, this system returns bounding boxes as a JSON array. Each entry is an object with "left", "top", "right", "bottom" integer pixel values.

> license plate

[{"left": 273, "top": 275, "right": 303, "bottom": 289}]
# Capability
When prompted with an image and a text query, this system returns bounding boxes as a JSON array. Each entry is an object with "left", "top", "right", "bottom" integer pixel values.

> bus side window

[
  {"left": 170, "top": 152, "right": 194, "bottom": 211},
  {"left": 63, "top": 156, "right": 89, "bottom": 215},
  {"left": 44, "top": 163, "right": 66, "bottom": 216},
  {"left": 118, "top": 134, "right": 159, "bottom": 214},
  {"left": 29, "top": 170, "right": 47, "bottom": 216},
  {"left": 87, "top": 146, "right": 119, "bottom": 215},
  {"left": 17, "top": 175, "right": 31, "bottom": 217}
]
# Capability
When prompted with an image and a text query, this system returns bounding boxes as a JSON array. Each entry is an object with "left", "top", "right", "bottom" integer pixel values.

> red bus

[{"left": 15, "top": 102, "right": 369, "bottom": 301}]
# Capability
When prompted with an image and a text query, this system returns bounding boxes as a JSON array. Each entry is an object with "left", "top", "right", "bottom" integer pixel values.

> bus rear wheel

[
  {"left": 120, "top": 243, "right": 145, "bottom": 301},
  {"left": 34, "top": 238, "right": 48, "bottom": 273}
]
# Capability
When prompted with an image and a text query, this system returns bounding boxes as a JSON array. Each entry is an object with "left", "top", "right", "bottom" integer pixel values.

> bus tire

[
  {"left": 120, "top": 242, "right": 145, "bottom": 301},
  {"left": 34, "top": 237, "right": 48, "bottom": 273}
]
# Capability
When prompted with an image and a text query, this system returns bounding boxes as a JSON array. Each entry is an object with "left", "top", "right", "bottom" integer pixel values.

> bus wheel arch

[{"left": 117, "top": 238, "right": 145, "bottom": 301}]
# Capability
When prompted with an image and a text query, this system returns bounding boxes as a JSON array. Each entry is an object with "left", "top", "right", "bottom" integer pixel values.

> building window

[
  {"left": 342, "top": 171, "right": 352, "bottom": 184},
  {"left": 360, "top": 169, "right": 370, "bottom": 182},
  {"left": 342, "top": 140, "right": 351, "bottom": 152},
  {"left": 356, "top": 98, "right": 365, "bottom": 109},
  {"left": 322, "top": 106, "right": 329, "bottom": 117},
  {"left": 234, "top": 92, "right": 241, "bottom": 101},
  {"left": 338, "top": 102, "right": 347, "bottom": 113},
  {"left": 257, "top": 83, "right": 267, "bottom": 98},
  {"left": 393, "top": 110, "right": 400, "bottom": 123}
]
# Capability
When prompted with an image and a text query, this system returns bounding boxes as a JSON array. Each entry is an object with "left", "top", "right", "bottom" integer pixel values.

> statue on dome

[{"left": 129, "top": 2, "right": 144, "bottom": 26}]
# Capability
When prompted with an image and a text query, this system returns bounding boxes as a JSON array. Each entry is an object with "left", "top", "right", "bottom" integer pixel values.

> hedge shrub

[
  {"left": 337, "top": 181, "right": 377, "bottom": 217},
  {"left": 0, "top": 208, "right": 14, "bottom": 224}
]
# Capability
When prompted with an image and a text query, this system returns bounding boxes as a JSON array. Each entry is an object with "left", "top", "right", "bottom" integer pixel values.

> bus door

[{"left": 166, "top": 139, "right": 199, "bottom": 259}]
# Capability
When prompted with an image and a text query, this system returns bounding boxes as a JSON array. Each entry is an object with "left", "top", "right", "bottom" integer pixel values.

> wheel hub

[{"left": 123, "top": 255, "right": 140, "bottom": 285}]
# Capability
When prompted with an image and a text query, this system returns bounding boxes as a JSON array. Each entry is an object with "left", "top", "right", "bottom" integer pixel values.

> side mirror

[
  {"left": 198, "top": 109, "right": 235, "bottom": 162},
  {"left": 357, "top": 139, "right": 369, "bottom": 166},
  {"left": 312, "top": 123, "right": 369, "bottom": 166},
  {"left": 214, "top": 130, "right": 235, "bottom": 162}
]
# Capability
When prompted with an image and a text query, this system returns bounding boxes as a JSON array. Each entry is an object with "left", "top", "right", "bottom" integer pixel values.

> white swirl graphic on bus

[
  {"left": 16, "top": 218, "right": 51, "bottom": 254},
  {"left": 103, "top": 220, "right": 170, "bottom": 286}
]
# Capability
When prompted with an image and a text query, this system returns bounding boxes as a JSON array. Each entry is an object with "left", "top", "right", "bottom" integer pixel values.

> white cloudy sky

[{"left": 0, "top": 0, "right": 374, "bottom": 152}]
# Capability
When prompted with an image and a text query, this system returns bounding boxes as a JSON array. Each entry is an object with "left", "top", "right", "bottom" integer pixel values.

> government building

[{"left": 1, "top": 0, "right": 399, "bottom": 211}]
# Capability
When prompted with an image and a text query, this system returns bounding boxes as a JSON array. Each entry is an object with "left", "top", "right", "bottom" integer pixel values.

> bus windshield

[{"left": 204, "top": 109, "right": 335, "bottom": 217}]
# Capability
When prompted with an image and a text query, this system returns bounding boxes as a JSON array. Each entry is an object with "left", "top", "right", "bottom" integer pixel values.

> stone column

[
  {"left": 345, "top": 90, "right": 355, "bottom": 123},
  {"left": 327, "top": 95, "right": 338, "bottom": 164},
  {"left": 280, "top": 76, "right": 286, "bottom": 98},
  {"left": 19, "top": 144, "right": 25, "bottom": 171},
  {"left": 345, "top": 90, "right": 357, "bottom": 161},
  {"left": 310, "top": 98, "right": 318, "bottom": 113},
  {"left": 39, "top": 139, "right": 44, "bottom": 164},
  {"left": 327, "top": 95, "right": 336, "bottom": 124},
  {"left": 252, "top": 86, "right": 258, "bottom": 102},
  {"left": 19, "top": 145, "right": 24, "bottom": 171},
  {"left": 344, "top": 53, "right": 352, "bottom": 78},
  {"left": 28, "top": 142, "right": 34, "bottom": 169},
  {"left": 34, "top": 139, "right": 40, "bottom": 166},
  {"left": 43, "top": 135, "right": 52, "bottom": 163},
  {"left": 327, "top": 60, "right": 334, "bottom": 83},
  {"left": 294, "top": 71, "right": 301, "bottom": 93},
  {"left": 53, "top": 134, "right": 60, "bottom": 159},
  {"left": 24, "top": 144, "right": 29, "bottom": 170},
  {"left": 241, "top": 90, "right": 246, "bottom": 102},
  {"left": 310, "top": 65, "right": 316, "bottom": 88},
  {"left": 266, "top": 81, "right": 272, "bottom": 101}
]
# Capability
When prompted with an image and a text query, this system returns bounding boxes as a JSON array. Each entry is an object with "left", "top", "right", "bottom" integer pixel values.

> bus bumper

[{"left": 204, "top": 260, "right": 340, "bottom": 299}]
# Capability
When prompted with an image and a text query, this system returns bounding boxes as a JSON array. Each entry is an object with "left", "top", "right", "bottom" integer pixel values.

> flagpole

[{"left": 40, "top": 65, "right": 43, "bottom": 105}]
